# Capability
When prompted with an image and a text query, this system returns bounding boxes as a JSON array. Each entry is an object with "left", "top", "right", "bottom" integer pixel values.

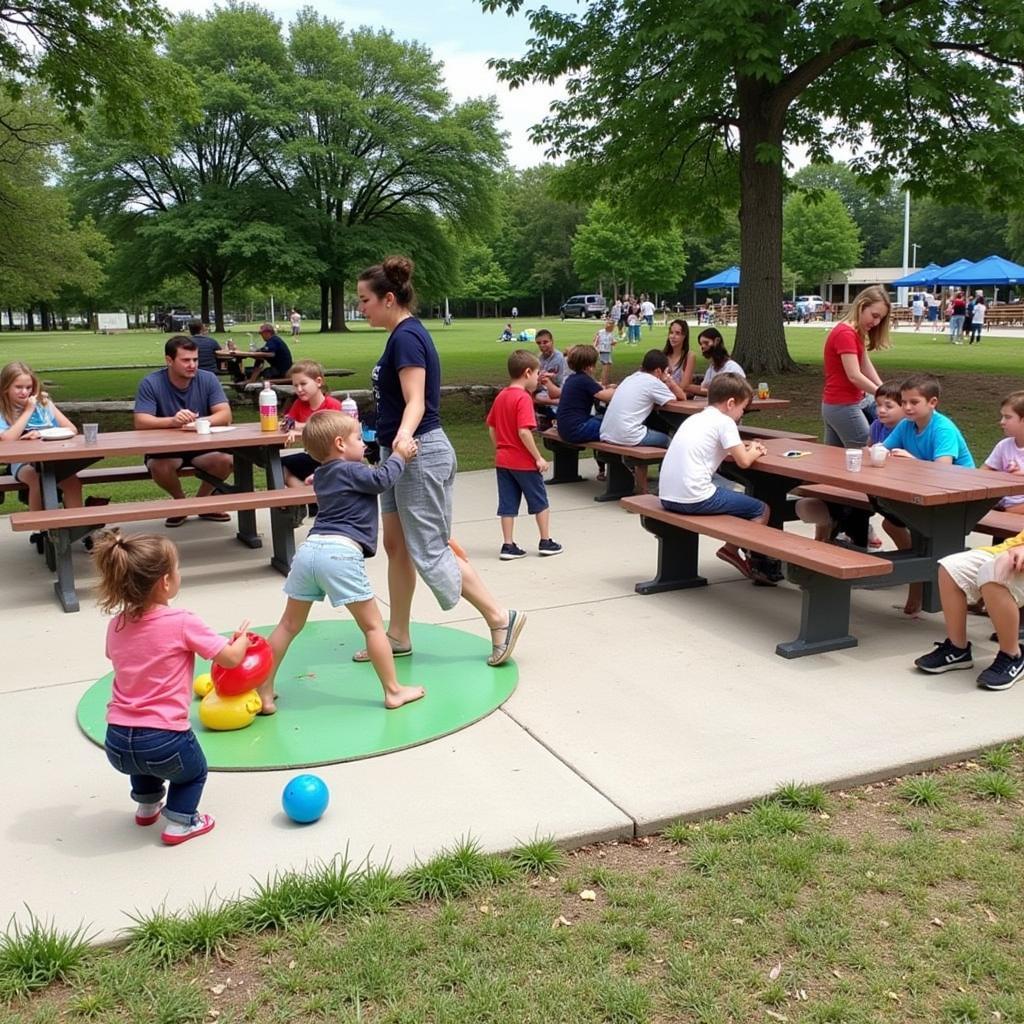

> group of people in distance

[
  {"left": 818, "top": 284, "right": 1024, "bottom": 691},
  {"left": 908, "top": 290, "right": 987, "bottom": 344},
  {"left": 608, "top": 294, "right": 657, "bottom": 344}
]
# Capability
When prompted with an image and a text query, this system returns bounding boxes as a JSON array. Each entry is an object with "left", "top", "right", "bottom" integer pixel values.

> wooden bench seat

[
  {"left": 792, "top": 485, "right": 1024, "bottom": 542},
  {"left": 10, "top": 486, "right": 314, "bottom": 613},
  {"left": 621, "top": 493, "right": 893, "bottom": 658},
  {"left": 540, "top": 427, "right": 667, "bottom": 501},
  {"left": 1, "top": 465, "right": 194, "bottom": 503}
]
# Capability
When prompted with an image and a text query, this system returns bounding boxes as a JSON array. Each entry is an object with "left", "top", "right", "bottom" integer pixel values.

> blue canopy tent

[
  {"left": 931, "top": 254, "right": 1024, "bottom": 292},
  {"left": 694, "top": 265, "right": 740, "bottom": 307},
  {"left": 890, "top": 262, "right": 941, "bottom": 288}
]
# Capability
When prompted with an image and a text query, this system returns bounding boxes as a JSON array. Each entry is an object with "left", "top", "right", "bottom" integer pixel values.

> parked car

[
  {"left": 157, "top": 309, "right": 197, "bottom": 331},
  {"left": 795, "top": 295, "right": 825, "bottom": 320},
  {"left": 560, "top": 294, "right": 607, "bottom": 319}
]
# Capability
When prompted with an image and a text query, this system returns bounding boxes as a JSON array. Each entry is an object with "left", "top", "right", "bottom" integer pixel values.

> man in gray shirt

[
  {"left": 532, "top": 328, "right": 566, "bottom": 426},
  {"left": 134, "top": 336, "right": 234, "bottom": 527}
]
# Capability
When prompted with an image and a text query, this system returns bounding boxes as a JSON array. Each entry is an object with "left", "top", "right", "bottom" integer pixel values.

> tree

[
  {"left": 790, "top": 162, "right": 902, "bottom": 265},
  {"left": 877, "top": 195, "right": 1009, "bottom": 267},
  {"left": 783, "top": 189, "right": 862, "bottom": 289},
  {"left": 0, "top": 0, "right": 195, "bottom": 145},
  {"left": 493, "top": 166, "right": 585, "bottom": 315},
  {"left": 0, "top": 94, "right": 109, "bottom": 324},
  {"left": 256, "top": 13, "right": 504, "bottom": 331},
  {"left": 479, "top": 0, "right": 1024, "bottom": 372},
  {"left": 456, "top": 241, "right": 511, "bottom": 316},
  {"left": 572, "top": 201, "right": 685, "bottom": 295},
  {"left": 70, "top": 7, "right": 317, "bottom": 330}
]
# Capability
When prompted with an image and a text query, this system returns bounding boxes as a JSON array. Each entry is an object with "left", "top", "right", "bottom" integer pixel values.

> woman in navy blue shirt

[{"left": 355, "top": 256, "right": 526, "bottom": 667}]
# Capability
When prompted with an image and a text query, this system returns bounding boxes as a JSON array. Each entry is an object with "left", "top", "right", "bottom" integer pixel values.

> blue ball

[{"left": 282, "top": 774, "right": 330, "bottom": 823}]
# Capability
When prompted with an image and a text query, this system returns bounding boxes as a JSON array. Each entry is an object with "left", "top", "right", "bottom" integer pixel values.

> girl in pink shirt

[{"left": 95, "top": 532, "right": 251, "bottom": 846}]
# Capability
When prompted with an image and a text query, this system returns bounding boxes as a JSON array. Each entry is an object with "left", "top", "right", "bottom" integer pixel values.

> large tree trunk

[
  {"left": 200, "top": 277, "right": 211, "bottom": 324},
  {"left": 26, "top": 308, "right": 34, "bottom": 331},
  {"left": 319, "top": 282, "right": 329, "bottom": 332},
  {"left": 328, "top": 279, "right": 350, "bottom": 332},
  {"left": 732, "top": 78, "right": 796, "bottom": 375},
  {"left": 211, "top": 274, "right": 225, "bottom": 332}
]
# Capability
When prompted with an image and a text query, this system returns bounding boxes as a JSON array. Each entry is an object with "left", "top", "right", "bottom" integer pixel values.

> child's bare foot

[
  {"left": 257, "top": 683, "right": 277, "bottom": 715},
  {"left": 384, "top": 684, "right": 426, "bottom": 709}
]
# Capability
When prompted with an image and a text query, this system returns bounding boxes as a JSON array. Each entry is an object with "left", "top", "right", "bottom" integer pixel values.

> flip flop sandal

[
  {"left": 352, "top": 635, "right": 413, "bottom": 662},
  {"left": 198, "top": 512, "right": 231, "bottom": 522},
  {"left": 165, "top": 515, "right": 188, "bottom": 527}
]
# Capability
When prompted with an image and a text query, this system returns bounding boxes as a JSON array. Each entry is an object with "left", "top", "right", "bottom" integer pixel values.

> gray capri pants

[
  {"left": 821, "top": 396, "right": 874, "bottom": 448},
  {"left": 380, "top": 428, "right": 462, "bottom": 610}
]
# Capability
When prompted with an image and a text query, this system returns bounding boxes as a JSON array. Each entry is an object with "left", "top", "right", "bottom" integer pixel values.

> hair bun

[{"left": 382, "top": 255, "right": 413, "bottom": 286}]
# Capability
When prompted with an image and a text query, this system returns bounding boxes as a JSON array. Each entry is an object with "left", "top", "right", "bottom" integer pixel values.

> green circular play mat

[{"left": 76, "top": 621, "right": 518, "bottom": 770}]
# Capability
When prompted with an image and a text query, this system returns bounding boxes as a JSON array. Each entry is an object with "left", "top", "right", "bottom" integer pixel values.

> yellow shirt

[{"left": 980, "top": 529, "right": 1024, "bottom": 556}]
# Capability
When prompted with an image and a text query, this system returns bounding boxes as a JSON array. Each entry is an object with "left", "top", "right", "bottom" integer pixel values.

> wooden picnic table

[
  {"left": 662, "top": 396, "right": 791, "bottom": 417},
  {"left": 728, "top": 437, "right": 1023, "bottom": 613},
  {"left": 4, "top": 423, "right": 302, "bottom": 611}
]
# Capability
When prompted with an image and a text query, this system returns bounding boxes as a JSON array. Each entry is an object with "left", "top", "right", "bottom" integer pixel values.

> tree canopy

[
  {"left": 783, "top": 189, "right": 862, "bottom": 288},
  {"left": 480, "top": 0, "right": 1024, "bottom": 372},
  {"left": 0, "top": 0, "right": 195, "bottom": 144}
]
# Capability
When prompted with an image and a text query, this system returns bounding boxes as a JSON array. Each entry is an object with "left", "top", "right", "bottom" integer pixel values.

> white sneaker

[{"left": 161, "top": 813, "right": 216, "bottom": 846}]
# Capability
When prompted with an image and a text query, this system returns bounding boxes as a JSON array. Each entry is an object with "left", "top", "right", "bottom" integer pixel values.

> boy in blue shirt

[{"left": 883, "top": 373, "right": 974, "bottom": 466}]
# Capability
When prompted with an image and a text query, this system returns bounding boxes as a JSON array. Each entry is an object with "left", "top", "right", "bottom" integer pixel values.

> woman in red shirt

[{"left": 821, "top": 285, "right": 890, "bottom": 447}]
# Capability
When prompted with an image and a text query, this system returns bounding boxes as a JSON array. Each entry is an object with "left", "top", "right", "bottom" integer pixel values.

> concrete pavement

[{"left": 2, "top": 466, "right": 1021, "bottom": 941}]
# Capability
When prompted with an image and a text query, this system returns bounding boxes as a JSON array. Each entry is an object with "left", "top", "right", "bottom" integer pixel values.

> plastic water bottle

[
  {"left": 259, "top": 384, "right": 279, "bottom": 432},
  {"left": 341, "top": 393, "right": 359, "bottom": 421}
]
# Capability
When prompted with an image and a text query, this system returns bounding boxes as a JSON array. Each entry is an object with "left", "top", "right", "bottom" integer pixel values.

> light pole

[{"left": 911, "top": 243, "right": 920, "bottom": 269}]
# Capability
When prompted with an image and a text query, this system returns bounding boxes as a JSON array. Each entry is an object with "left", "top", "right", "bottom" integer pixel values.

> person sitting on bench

[
  {"left": 599, "top": 348, "right": 685, "bottom": 449},
  {"left": 134, "top": 336, "right": 234, "bottom": 528},
  {"left": 250, "top": 322, "right": 293, "bottom": 382}
]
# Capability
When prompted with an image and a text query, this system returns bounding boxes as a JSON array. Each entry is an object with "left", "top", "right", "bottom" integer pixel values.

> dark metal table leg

[
  {"left": 593, "top": 455, "right": 638, "bottom": 502},
  {"left": 264, "top": 448, "right": 296, "bottom": 575},
  {"left": 232, "top": 455, "right": 262, "bottom": 549},
  {"left": 633, "top": 516, "right": 707, "bottom": 594},
  {"left": 544, "top": 439, "right": 583, "bottom": 484},
  {"left": 776, "top": 568, "right": 857, "bottom": 658}
]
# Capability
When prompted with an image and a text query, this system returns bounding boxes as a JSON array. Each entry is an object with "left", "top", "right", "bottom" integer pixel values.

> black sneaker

[
  {"left": 500, "top": 542, "right": 527, "bottom": 560},
  {"left": 914, "top": 638, "right": 973, "bottom": 674},
  {"left": 538, "top": 538, "right": 563, "bottom": 556},
  {"left": 748, "top": 553, "right": 784, "bottom": 585},
  {"left": 976, "top": 649, "right": 1024, "bottom": 691}
]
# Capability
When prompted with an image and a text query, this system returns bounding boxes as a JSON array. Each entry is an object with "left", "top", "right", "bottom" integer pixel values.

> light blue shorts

[{"left": 284, "top": 535, "right": 374, "bottom": 607}]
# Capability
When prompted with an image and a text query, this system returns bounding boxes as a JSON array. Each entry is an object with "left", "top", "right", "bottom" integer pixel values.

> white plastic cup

[
  {"left": 83, "top": 423, "right": 99, "bottom": 446},
  {"left": 845, "top": 448, "right": 863, "bottom": 473},
  {"left": 195, "top": 418, "right": 211, "bottom": 435},
  {"left": 870, "top": 444, "right": 888, "bottom": 467}
]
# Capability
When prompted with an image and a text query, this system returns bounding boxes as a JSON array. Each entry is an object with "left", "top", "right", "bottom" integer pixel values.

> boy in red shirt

[{"left": 486, "top": 349, "right": 563, "bottom": 560}]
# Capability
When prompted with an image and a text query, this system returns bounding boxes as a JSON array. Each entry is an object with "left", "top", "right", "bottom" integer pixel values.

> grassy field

[
  {"left": 2, "top": 318, "right": 1021, "bottom": 511},
  {"left": 3, "top": 751, "right": 1023, "bottom": 1022}
]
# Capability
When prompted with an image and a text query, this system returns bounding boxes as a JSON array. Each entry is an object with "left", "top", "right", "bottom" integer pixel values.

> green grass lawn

[
  {"left": 4, "top": 750, "right": 1023, "bottom": 1022},
  {"left": 2, "top": 318, "right": 1021, "bottom": 512}
]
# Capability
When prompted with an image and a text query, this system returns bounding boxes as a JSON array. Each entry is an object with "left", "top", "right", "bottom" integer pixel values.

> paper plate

[{"left": 38, "top": 427, "right": 76, "bottom": 441}]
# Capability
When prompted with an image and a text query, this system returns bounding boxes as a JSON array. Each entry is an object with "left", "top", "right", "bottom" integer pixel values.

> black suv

[{"left": 158, "top": 309, "right": 197, "bottom": 331}]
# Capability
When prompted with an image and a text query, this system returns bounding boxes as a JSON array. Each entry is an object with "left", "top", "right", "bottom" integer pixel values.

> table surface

[
  {"left": 3, "top": 422, "right": 291, "bottom": 464},
  {"left": 752, "top": 437, "right": 1023, "bottom": 506},
  {"left": 662, "top": 397, "right": 791, "bottom": 415}
]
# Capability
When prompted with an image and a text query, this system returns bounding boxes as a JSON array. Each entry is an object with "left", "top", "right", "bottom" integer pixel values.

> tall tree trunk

[
  {"left": 26, "top": 307, "right": 35, "bottom": 331},
  {"left": 211, "top": 274, "right": 226, "bottom": 333},
  {"left": 540, "top": 292, "right": 546, "bottom": 317},
  {"left": 732, "top": 77, "right": 796, "bottom": 375},
  {"left": 200, "top": 277, "right": 211, "bottom": 324},
  {"left": 319, "top": 281, "right": 329, "bottom": 332},
  {"left": 328, "top": 279, "right": 348, "bottom": 332}
]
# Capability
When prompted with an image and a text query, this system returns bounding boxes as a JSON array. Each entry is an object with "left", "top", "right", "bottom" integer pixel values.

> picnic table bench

[
  {"left": 791, "top": 483, "right": 1024, "bottom": 541},
  {"left": 621, "top": 493, "right": 893, "bottom": 657},
  {"left": 539, "top": 428, "right": 667, "bottom": 500}
]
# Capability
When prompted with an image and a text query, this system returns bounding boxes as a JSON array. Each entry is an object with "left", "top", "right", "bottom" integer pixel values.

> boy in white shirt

[
  {"left": 659, "top": 373, "right": 779, "bottom": 584},
  {"left": 600, "top": 349, "right": 685, "bottom": 449}
]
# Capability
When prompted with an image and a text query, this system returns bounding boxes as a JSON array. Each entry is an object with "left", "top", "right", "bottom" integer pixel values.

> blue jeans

[
  {"left": 639, "top": 428, "right": 671, "bottom": 448},
  {"left": 104, "top": 725, "right": 208, "bottom": 825}
]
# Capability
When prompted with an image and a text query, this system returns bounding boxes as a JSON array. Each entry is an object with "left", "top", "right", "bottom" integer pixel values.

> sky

[{"left": 161, "top": 0, "right": 573, "bottom": 166}]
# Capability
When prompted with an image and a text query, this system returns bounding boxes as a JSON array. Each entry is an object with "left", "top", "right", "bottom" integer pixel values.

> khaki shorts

[{"left": 938, "top": 548, "right": 1024, "bottom": 606}]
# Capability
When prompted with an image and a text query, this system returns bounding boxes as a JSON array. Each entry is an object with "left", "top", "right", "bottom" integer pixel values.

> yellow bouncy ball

[
  {"left": 198, "top": 689, "right": 262, "bottom": 731},
  {"left": 193, "top": 673, "right": 214, "bottom": 699}
]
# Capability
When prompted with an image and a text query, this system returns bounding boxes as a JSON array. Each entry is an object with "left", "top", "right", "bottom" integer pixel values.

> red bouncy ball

[{"left": 211, "top": 633, "right": 273, "bottom": 696}]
